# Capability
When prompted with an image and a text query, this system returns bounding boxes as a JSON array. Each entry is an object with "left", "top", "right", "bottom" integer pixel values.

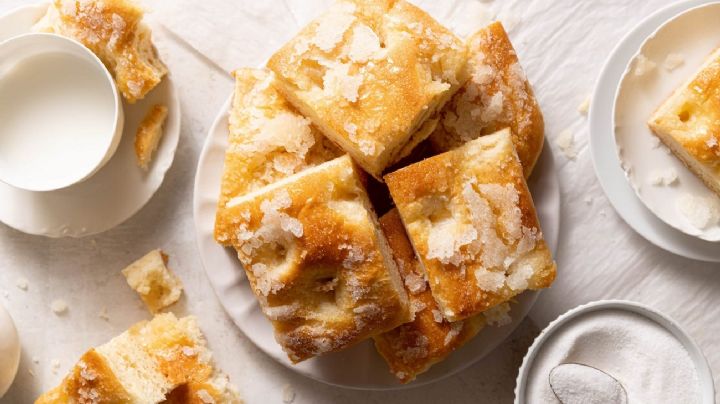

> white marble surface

[{"left": 1, "top": 0, "right": 719, "bottom": 403}]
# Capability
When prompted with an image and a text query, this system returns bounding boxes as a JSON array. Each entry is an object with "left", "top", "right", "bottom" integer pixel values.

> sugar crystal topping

[
  {"left": 443, "top": 322, "right": 464, "bottom": 346},
  {"left": 424, "top": 179, "right": 541, "bottom": 294},
  {"left": 310, "top": 2, "right": 357, "bottom": 52}
]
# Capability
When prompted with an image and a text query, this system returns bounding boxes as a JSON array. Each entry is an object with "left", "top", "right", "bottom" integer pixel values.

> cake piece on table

[
  {"left": 34, "top": 0, "right": 167, "bottom": 103},
  {"left": 427, "top": 22, "right": 544, "bottom": 178},
  {"left": 648, "top": 48, "right": 720, "bottom": 197},
  {"left": 134, "top": 104, "right": 168, "bottom": 171},
  {"left": 267, "top": 0, "right": 467, "bottom": 179},
  {"left": 216, "top": 155, "right": 410, "bottom": 363},
  {"left": 373, "top": 209, "right": 486, "bottom": 383},
  {"left": 214, "top": 68, "right": 340, "bottom": 245},
  {"left": 385, "top": 129, "right": 556, "bottom": 322},
  {"left": 35, "top": 313, "right": 242, "bottom": 404},
  {"left": 121, "top": 249, "right": 183, "bottom": 314}
]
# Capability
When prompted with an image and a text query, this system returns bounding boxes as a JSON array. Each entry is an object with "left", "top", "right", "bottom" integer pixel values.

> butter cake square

[
  {"left": 215, "top": 155, "right": 410, "bottom": 362},
  {"left": 427, "top": 22, "right": 544, "bottom": 178},
  {"left": 214, "top": 68, "right": 340, "bottom": 245},
  {"left": 648, "top": 48, "right": 720, "bottom": 197},
  {"left": 267, "top": 0, "right": 467, "bottom": 179},
  {"left": 385, "top": 129, "right": 556, "bottom": 322},
  {"left": 373, "top": 209, "right": 487, "bottom": 383}
]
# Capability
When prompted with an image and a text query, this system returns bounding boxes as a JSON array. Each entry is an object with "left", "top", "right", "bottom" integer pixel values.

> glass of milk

[{"left": 0, "top": 33, "right": 123, "bottom": 192}]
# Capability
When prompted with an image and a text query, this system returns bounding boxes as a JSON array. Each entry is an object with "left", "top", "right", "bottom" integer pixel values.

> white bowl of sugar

[
  {"left": 514, "top": 300, "right": 714, "bottom": 404},
  {"left": 0, "top": 33, "right": 123, "bottom": 192}
]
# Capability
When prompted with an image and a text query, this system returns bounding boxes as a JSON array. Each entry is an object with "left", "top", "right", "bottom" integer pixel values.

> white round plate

[
  {"left": 589, "top": 0, "right": 720, "bottom": 261},
  {"left": 0, "top": 4, "right": 180, "bottom": 238},
  {"left": 514, "top": 300, "right": 715, "bottom": 404},
  {"left": 193, "top": 94, "right": 560, "bottom": 390},
  {"left": 615, "top": 2, "right": 720, "bottom": 241}
]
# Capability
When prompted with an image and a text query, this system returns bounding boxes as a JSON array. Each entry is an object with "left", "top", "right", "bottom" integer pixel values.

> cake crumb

[
  {"left": 28, "top": 369, "right": 36, "bottom": 377},
  {"left": 677, "top": 194, "right": 720, "bottom": 229},
  {"left": 583, "top": 196, "right": 593, "bottom": 205},
  {"left": 282, "top": 384, "right": 296, "bottom": 403},
  {"left": 98, "top": 307, "right": 110, "bottom": 321},
  {"left": 33, "top": 356, "right": 40, "bottom": 364},
  {"left": 556, "top": 129, "right": 576, "bottom": 159},
  {"left": 51, "top": 359, "right": 61, "bottom": 374},
  {"left": 16, "top": 277, "right": 29, "bottom": 291},
  {"left": 663, "top": 53, "right": 685, "bottom": 71},
  {"left": 577, "top": 96, "right": 590, "bottom": 115},
  {"left": 634, "top": 54, "right": 656, "bottom": 76},
  {"left": 51, "top": 299, "right": 68, "bottom": 315},
  {"left": 648, "top": 168, "right": 678, "bottom": 186}
]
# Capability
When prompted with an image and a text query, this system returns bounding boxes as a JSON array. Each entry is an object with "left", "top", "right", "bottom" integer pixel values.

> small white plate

[
  {"left": 614, "top": 2, "right": 720, "bottom": 241},
  {"left": 0, "top": 4, "right": 180, "bottom": 238},
  {"left": 514, "top": 300, "right": 715, "bottom": 404},
  {"left": 589, "top": 0, "right": 720, "bottom": 261},
  {"left": 193, "top": 94, "right": 560, "bottom": 389}
]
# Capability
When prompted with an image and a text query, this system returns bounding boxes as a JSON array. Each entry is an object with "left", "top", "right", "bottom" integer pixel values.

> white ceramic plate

[
  {"left": 0, "top": 4, "right": 180, "bottom": 238},
  {"left": 614, "top": 2, "right": 720, "bottom": 241},
  {"left": 589, "top": 0, "right": 720, "bottom": 261},
  {"left": 514, "top": 300, "right": 715, "bottom": 404},
  {"left": 193, "top": 94, "right": 560, "bottom": 390}
]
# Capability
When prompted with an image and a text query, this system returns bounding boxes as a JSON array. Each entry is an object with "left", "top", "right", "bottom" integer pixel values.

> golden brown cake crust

[
  {"left": 428, "top": 22, "right": 544, "bottom": 178},
  {"left": 35, "top": 350, "right": 133, "bottom": 404},
  {"left": 266, "top": 0, "right": 467, "bottom": 178},
  {"left": 648, "top": 48, "right": 720, "bottom": 196},
  {"left": 134, "top": 104, "right": 168, "bottom": 170},
  {"left": 214, "top": 68, "right": 340, "bottom": 245},
  {"left": 216, "top": 156, "right": 410, "bottom": 362},
  {"left": 385, "top": 129, "right": 555, "bottom": 322},
  {"left": 373, "top": 209, "right": 485, "bottom": 383},
  {"left": 35, "top": 0, "right": 167, "bottom": 103},
  {"left": 36, "top": 314, "right": 242, "bottom": 404}
]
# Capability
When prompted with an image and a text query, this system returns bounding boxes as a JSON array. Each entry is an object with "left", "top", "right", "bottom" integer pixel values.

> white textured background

[{"left": 1, "top": 0, "right": 719, "bottom": 403}]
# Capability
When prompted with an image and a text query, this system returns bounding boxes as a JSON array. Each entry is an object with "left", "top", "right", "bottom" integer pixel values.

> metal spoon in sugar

[{"left": 549, "top": 363, "right": 628, "bottom": 404}]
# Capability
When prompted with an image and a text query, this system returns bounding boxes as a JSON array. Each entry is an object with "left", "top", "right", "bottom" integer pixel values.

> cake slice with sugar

[
  {"left": 267, "top": 0, "right": 467, "bottom": 179},
  {"left": 385, "top": 129, "right": 556, "bottom": 322},
  {"left": 373, "top": 209, "right": 487, "bottom": 383},
  {"left": 36, "top": 313, "right": 242, "bottom": 403},
  {"left": 427, "top": 22, "right": 544, "bottom": 178},
  {"left": 34, "top": 0, "right": 167, "bottom": 103},
  {"left": 216, "top": 155, "right": 410, "bottom": 362},
  {"left": 648, "top": 48, "right": 720, "bottom": 197},
  {"left": 214, "top": 68, "right": 340, "bottom": 245}
]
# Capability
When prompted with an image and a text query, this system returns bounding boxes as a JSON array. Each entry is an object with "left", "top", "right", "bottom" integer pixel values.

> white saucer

[
  {"left": 193, "top": 94, "right": 560, "bottom": 390},
  {"left": 514, "top": 300, "right": 715, "bottom": 404},
  {"left": 0, "top": 4, "right": 180, "bottom": 238},
  {"left": 614, "top": 2, "right": 720, "bottom": 241},
  {"left": 589, "top": 0, "right": 720, "bottom": 261}
]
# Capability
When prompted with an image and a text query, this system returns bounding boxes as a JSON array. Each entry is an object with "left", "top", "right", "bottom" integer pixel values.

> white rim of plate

[
  {"left": 513, "top": 299, "right": 715, "bottom": 404},
  {"left": 613, "top": 2, "right": 720, "bottom": 242},
  {"left": 589, "top": 0, "right": 720, "bottom": 262},
  {"left": 0, "top": 3, "right": 181, "bottom": 238},
  {"left": 193, "top": 92, "right": 561, "bottom": 390}
]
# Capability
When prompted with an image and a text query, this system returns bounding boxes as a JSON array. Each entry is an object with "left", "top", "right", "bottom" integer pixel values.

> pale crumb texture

[
  {"left": 15, "top": 277, "right": 29, "bottom": 291},
  {"left": 484, "top": 302, "right": 512, "bottom": 327},
  {"left": 648, "top": 168, "right": 678, "bottom": 186},
  {"left": 282, "top": 384, "right": 296, "bottom": 404},
  {"left": 51, "top": 359, "right": 61, "bottom": 374},
  {"left": 134, "top": 104, "right": 169, "bottom": 171},
  {"left": 121, "top": 249, "right": 183, "bottom": 314},
  {"left": 677, "top": 194, "right": 720, "bottom": 230},
  {"left": 556, "top": 129, "right": 576, "bottom": 159},
  {"left": 577, "top": 96, "right": 590, "bottom": 115},
  {"left": 634, "top": 54, "right": 656, "bottom": 76},
  {"left": 51, "top": 299, "right": 68, "bottom": 315},
  {"left": 663, "top": 53, "right": 685, "bottom": 71}
]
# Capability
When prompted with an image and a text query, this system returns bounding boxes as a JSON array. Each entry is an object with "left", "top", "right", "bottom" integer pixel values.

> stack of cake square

[{"left": 214, "top": 0, "right": 556, "bottom": 383}]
